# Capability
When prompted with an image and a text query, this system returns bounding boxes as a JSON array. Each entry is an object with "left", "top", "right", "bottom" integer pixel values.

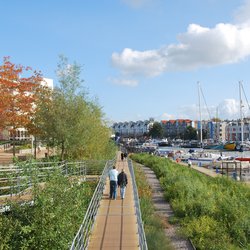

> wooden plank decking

[{"left": 87, "top": 154, "right": 139, "bottom": 250}]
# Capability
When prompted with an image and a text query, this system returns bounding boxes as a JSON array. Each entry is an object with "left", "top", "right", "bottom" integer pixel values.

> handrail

[
  {"left": 0, "top": 160, "right": 105, "bottom": 198},
  {"left": 69, "top": 159, "right": 114, "bottom": 250},
  {"left": 127, "top": 159, "right": 148, "bottom": 250}
]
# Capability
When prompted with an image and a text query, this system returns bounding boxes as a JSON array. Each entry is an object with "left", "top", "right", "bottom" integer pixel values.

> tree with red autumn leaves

[{"left": 0, "top": 57, "right": 48, "bottom": 156}]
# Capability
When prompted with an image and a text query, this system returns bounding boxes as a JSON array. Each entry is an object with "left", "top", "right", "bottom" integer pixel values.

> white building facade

[{"left": 112, "top": 120, "right": 154, "bottom": 138}]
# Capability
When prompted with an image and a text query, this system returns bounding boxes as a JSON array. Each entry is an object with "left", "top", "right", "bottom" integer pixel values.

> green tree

[
  {"left": 184, "top": 126, "right": 197, "bottom": 140},
  {"left": 34, "top": 56, "right": 115, "bottom": 160},
  {"left": 148, "top": 122, "right": 164, "bottom": 139}
]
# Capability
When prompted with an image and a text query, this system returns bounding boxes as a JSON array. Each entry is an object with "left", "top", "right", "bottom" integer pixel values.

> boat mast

[
  {"left": 239, "top": 81, "right": 244, "bottom": 144},
  {"left": 198, "top": 81, "right": 202, "bottom": 147}
]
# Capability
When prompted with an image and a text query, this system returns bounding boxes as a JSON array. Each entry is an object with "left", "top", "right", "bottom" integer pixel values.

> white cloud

[
  {"left": 217, "top": 98, "right": 250, "bottom": 119},
  {"left": 151, "top": 113, "right": 175, "bottom": 121},
  {"left": 218, "top": 99, "right": 239, "bottom": 119},
  {"left": 112, "top": 1, "right": 250, "bottom": 78},
  {"left": 157, "top": 99, "right": 249, "bottom": 121},
  {"left": 112, "top": 48, "right": 166, "bottom": 77},
  {"left": 234, "top": 0, "right": 250, "bottom": 24},
  {"left": 109, "top": 77, "right": 138, "bottom": 87}
]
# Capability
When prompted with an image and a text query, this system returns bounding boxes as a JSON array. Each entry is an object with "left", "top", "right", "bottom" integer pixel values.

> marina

[{"left": 125, "top": 140, "right": 250, "bottom": 182}]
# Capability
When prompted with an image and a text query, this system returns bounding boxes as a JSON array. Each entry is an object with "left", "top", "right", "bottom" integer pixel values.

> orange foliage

[{"left": 0, "top": 57, "right": 46, "bottom": 133}]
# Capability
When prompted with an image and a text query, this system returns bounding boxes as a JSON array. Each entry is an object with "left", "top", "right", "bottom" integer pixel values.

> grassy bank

[
  {"left": 134, "top": 161, "right": 174, "bottom": 250},
  {"left": 131, "top": 153, "right": 250, "bottom": 250}
]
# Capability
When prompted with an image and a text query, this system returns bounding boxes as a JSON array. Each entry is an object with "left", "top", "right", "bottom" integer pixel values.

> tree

[
  {"left": 0, "top": 57, "right": 44, "bottom": 156},
  {"left": 211, "top": 117, "right": 221, "bottom": 122},
  {"left": 35, "top": 56, "right": 115, "bottom": 160},
  {"left": 148, "top": 122, "right": 164, "bottom": 139},
  {"left": 184, "top": 126, "right": 197, "bottom": 140}
]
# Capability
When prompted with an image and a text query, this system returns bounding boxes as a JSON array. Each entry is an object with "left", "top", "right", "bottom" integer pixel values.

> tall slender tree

[{"left": 35, "top": 56, "right": 115, "bottom": 160}]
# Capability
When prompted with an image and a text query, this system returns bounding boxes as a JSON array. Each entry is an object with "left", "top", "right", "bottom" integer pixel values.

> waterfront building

[
  {"left": 225, "top": 119, "right": 250, "bottom": 142},
  {"left": 161, "top": 119, "right": 192, "bottom": 139},
  {"left": 112, "top": 119, "right": 154, "bottom": 138}
]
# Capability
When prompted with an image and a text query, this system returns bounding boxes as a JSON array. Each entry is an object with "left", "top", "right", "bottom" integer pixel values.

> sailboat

[
  {"left": 234, "top": 81, "right": 250, "bottom": 160},
  {"left": 197, "top": 82, "right": 223, "bottom": 150}
]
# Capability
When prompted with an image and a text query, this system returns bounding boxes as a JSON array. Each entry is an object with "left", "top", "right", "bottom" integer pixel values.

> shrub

[
  {"left": 131, "top": 153, "right": 250, "bottom": 249},
  {"left": 0, "top": 171, "right": 96, "bottom": 249}
]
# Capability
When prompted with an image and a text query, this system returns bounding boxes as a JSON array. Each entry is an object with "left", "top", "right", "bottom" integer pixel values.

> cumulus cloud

[
  {"left": 112, "top": 1, "right": 250, "bottom": 78},
  {"left": 217, "top": 99, "right": 239, "bottom": 119},
  {"left": 112, "top": 48, "right": 166, "bottom": 77},
  {"left": 217, "top": 98, "right": 250, "bottom": 119},
  {"left": 158, "top": 99, "right": 249, "bottom": 121}
]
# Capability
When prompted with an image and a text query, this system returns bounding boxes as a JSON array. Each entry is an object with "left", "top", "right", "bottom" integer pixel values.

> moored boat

[
  {"left": 234, "top": 157, "right": 250, "bottom": 161},
  {"left": 223, "top": 142, "right": 236, "bottom": 151}
]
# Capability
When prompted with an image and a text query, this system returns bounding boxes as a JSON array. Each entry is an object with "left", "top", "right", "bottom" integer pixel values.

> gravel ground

[{"left": 141, "top": 165, "right": 195, "bottom": 250}]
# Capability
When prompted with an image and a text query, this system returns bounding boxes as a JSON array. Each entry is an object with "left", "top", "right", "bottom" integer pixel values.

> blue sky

[{"left": 1, "top": 0, "right": 250, "bottom": 123}]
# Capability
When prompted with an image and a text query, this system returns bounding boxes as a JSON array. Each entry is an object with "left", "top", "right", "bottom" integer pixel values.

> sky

[{"left": 1, "top": 0, "right": 250, "bottom": 123}]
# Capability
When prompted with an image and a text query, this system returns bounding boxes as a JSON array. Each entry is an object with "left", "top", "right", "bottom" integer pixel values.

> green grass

[
  {"left": 131, "top": 153, "right": 250, "bottom": 250},
  {"left": 134, "top": 162, "right": 174, "bottom": 250}
]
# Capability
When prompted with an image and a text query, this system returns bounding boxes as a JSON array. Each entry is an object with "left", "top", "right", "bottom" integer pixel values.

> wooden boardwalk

[{"left": 87, "top": 154, "right": 139, "bottom": 250}]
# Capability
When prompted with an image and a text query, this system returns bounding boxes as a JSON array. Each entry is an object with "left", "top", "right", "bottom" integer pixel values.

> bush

[
  {"left": 0, "top": 171, "right": 96, "bottom": 249},
  {"left": 131, "top": 153, "right": 250, "bottom": 249},
  {"left": 182, "top": 216, "right": 234, "bottom": 250}
]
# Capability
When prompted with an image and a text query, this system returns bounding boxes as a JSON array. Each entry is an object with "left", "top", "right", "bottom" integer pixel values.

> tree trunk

[{"left": 12, "top": 129, "right": 16, "bottom": 157}]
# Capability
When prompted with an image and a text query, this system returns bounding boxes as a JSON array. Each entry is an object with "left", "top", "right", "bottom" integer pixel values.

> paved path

[
  {"left": 0, "top": 147, "right": 48, "bottom": 165},
  {"left": 141, "top": 165, "right": 194, "bottom": 250},
  {"left": 87, "top": 153, "right": 139, "bottom": 250}
]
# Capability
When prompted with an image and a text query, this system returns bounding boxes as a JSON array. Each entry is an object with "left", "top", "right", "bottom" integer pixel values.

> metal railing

[
  {"left": 128, "top": 159, "right": 148, "bottom": 250},
  {"left": 70, "top": 159, "right": 114, "bottom": 250},
  {"left": 0, "top": 160, "right": 106, "bottom": 198}
]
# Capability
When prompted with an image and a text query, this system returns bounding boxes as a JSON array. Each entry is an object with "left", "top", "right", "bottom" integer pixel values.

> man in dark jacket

[{"left": 117, "top": 169, "right": 128, "bottom": 199}]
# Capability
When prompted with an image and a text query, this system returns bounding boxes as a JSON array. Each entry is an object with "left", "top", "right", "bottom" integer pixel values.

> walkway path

[
  {"left": 87, "top": 153, "right": 140, "bottom": 250},
  {"left": 0, "top": 147, "right": 48, "bottom": 165},
  {"left": 141, "top": 164, "right": 194, "bottom": 250}
]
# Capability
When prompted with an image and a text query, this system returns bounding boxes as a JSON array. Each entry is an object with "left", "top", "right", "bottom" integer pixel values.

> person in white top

[{"left": 109, "top": 165, "right": 119, "bottom": 199}]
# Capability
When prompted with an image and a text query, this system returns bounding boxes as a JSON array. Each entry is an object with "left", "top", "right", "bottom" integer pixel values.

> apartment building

[{"left": 112, "top": 119, "right": 154, "bottom": 138}]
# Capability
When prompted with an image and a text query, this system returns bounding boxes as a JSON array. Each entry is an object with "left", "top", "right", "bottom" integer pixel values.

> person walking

[
  {"left": 118, "top": 169, "right": 128, "bottom": 199},
  {"left": 109, "top": 165, "right": 119, "bottom": 199},
  {"left": 124, "top": 152, "right": 127, "bottom": 159},
  {"left": 121, "top": 152, "right": 124, "bottom": 161}
]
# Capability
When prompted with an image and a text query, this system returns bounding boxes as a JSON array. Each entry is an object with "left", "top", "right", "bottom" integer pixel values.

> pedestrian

[
  {"left": 124, "top": 152, "right": 127, "bottom": 159},
  {"left": 109, "top": 165, "right": 119, "bottom": 199},
  {"left": 118, "top": 169, "right": 128, "bottom": 199},
  {"left": 121, "top": 152, "right": 124, "bottom": 161},
  {"left": 188, "top": 159, "right": 192, "bottom": 167}
]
